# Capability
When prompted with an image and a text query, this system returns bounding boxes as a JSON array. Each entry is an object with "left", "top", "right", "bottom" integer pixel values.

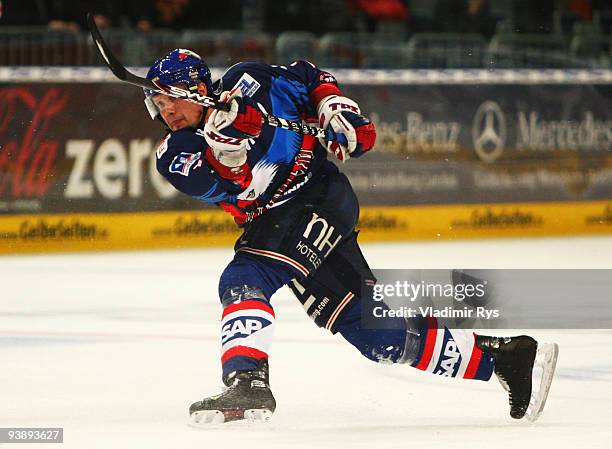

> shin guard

[{"left": 220, "top": 286, "right": 276, "bottom": 377}]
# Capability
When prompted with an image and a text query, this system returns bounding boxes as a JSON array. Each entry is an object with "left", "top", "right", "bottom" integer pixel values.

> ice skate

[
  {"left": 189, "top": 359, "right": 276, "bottom": 425},
  {"left": 476, "top": 335, "right": 558, "bottom": 421}
]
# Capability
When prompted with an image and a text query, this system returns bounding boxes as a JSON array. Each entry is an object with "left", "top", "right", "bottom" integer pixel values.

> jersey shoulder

[
  {"left": 220, "top": 61, "right": 267, "bottom": 80},
  {"left": 155, "top": 128, "right": 245, "bottom": 200},
  {"left": 214, "top": 62, "right": 268, "bottom": 94},
  {"left": 155, "top": 128, "right": 205, "bottom": 162},
  {"left": 155, "top": 128, "right": 207, "bottom": 179}
]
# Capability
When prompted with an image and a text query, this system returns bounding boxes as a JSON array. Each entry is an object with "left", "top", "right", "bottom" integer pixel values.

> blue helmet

[{"left": 143, "top": 48, "right": 213, "bottom": 120}]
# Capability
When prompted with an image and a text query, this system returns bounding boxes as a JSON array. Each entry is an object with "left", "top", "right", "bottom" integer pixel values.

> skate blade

[
  {"left": 190, "top": 410, "right": 226, "bottom": 426},
  {"left": 525, "top": 343, "right": 559, "bottom": 422},
  {"left": 244, "top": 409, "right": 273, "bottom": 423},
  {"left": 190, "top": 409, "right": 273, "bottom": 426}
]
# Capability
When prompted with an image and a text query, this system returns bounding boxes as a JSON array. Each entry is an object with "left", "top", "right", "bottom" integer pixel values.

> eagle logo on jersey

[{"left": 169, "top": 152, "right": 202, "bottom": 176}]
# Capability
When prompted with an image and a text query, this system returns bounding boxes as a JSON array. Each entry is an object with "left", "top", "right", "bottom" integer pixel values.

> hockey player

[{"left": 143, "top": 49, "right": 557, "bottom": 424}]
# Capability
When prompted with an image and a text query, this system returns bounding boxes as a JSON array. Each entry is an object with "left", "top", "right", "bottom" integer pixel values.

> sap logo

[
  {"left": 169, "top": 152, "right": 201, "bottom": 176},
  {"left": 302, "top": 213, "right": 342, "bottom": 258},
  {"left": 234, "top": 73, "right": 261, "bottom": 98},
  {"left": 221, "top": 318, "right": 271, "bottom": 344},
  {"left": 434, "top": 334, "right": 462, "bottom": 377}
]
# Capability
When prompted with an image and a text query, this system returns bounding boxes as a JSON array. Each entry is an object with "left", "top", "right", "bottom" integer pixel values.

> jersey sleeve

[
  {"left": 281, "top": 60, "right": 343, "bottom": 106},
  {"left": 220, "top": 60, "right": 342, "bottom": 111},
  {"left": 155, "top": 129, "right": 245, "bottom": 204}
]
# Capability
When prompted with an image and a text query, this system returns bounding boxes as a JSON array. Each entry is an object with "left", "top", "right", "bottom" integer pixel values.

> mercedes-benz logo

[{"left": 472, "top": 101, "right": 506, "bottom": 163}]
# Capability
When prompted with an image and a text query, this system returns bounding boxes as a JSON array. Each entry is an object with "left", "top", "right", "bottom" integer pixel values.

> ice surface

[{"left": 1, "top": 236, "right": 612, "bottom": 449}]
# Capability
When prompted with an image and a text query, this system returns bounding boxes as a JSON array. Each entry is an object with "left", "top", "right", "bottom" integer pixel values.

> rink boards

[
  {"left": 1, "top": 68, "right": 611, "bottom": 253},
  {"left": 1, "top": 200, "right": 611, "bottom": 254}
]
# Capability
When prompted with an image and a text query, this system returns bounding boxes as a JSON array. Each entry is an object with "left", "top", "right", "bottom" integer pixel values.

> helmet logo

[{"left": 176, "top": 49, "right": 202, "bottom": 60}]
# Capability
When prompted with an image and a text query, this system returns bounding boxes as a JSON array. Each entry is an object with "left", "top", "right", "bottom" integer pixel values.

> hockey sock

[
  {"left": 334, "top": 299, "right": 494, "bottom": 379},
  {"left": 408, "top": 317, "right": 494, "bottom": 380},
  {"left": 336, "top": 299, "right": 409, "bottom": 363},
  {"left": 220, "top": 298, "right": 276, "bottom": 377}
]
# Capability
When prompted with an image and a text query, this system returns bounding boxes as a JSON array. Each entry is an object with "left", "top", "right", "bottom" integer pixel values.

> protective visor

[{"left": 144, "top": 96, "right": 159, "bottom": 120}]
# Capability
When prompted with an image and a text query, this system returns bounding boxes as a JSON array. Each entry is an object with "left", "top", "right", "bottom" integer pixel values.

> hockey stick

[{"left": 87, "top": 13, "right": 344, "bottom": 142}]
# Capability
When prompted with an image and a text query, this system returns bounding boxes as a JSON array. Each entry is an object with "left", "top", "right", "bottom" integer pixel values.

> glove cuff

[
  {"left": 310, "top": 84, "right": 342, "bottom": 107},
  {"left": 204, "top": 148, "right": 252, "bottom": 188}
]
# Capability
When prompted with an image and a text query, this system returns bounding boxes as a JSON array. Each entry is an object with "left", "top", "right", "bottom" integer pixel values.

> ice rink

[{"left": 1, "top": 236, "right": 612, "bottom": 449}]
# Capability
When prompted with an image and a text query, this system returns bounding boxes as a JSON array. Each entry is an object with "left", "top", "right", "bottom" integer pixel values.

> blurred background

[{"left": 1, "top": 0, "right": 612, "bottom": 68}]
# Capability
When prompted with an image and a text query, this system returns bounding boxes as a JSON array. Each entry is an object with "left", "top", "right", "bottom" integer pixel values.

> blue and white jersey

[{"left": 155, "top": 60, "right": 343, "bottom": 224}]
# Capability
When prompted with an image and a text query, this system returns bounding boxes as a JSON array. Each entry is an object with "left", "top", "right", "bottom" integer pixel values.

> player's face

[{"left": 153, "top": 94, "right": 204, "bottom": 131}]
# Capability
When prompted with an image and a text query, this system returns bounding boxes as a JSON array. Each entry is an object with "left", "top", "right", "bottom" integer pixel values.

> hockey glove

[
  {"left": 204, "top": 89, "right": 263, "bottom": 168},
  {"left": 330, "top": 112, "right": 376, "bottom": 160},
  {"left": 317, "top": 95, "right": 376, "bottom": 161}
]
